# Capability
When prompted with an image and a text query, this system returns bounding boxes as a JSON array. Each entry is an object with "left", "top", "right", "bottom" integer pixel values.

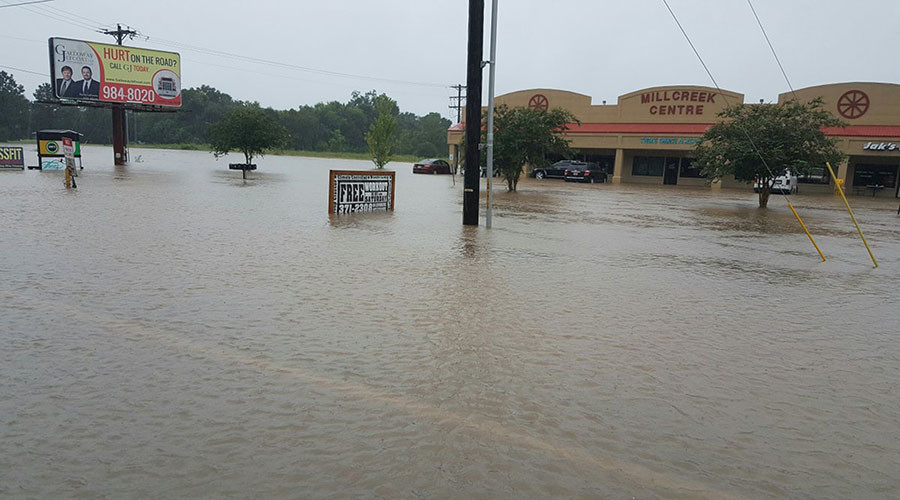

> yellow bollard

[
  {"left": 64, "top": 167, "right": 71, "bottom": 189},
  {"left": 826, "top": 162, "right": 878, "bottom": 268},
  {"left": 833, "top": 178, "right": 844, "bottom": 195}
]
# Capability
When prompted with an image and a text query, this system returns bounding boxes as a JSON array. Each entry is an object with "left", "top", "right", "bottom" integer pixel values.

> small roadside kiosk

[{"left": 33, "top": 129, "right": 83, "bottom": 171}]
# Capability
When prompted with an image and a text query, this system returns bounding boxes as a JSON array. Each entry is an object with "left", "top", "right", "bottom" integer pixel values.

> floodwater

[{"left": 1, "top": 146, "right": 899, "bottom": 499}]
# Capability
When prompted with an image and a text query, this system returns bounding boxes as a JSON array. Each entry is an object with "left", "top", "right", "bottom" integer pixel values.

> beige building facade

[{"left": 447, "top": 82, "right": 900, "bottom": 197}]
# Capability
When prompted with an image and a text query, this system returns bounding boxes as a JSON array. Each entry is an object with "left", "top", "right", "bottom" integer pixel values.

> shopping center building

[{"left": 447, "top": 82, "right": 900, "bottom": 197}]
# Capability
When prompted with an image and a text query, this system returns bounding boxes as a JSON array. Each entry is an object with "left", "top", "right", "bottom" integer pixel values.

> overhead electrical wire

[
  {"left": 0, "top": 0, "right": 53, "bottom": 8},
  {"left": 146, "top": 35, "right": 449, "bottom": 89},
  {"left": 1, "top": 0, "right": 98, "bottom": 31},
  {"left": 746, "top": 0, "right": 797, "bottom": 100},
  {"left": 661, "top": 0, "right": 829, "bottom": 262},
  {"left": 10, "top": 0, "right": 451, "bottom": 91},
  {"left": 0, "top": 64, "right": 47, "bottom": 76},
  {"left": 660, "top": 0, "right": 786, "bottom": 192}
]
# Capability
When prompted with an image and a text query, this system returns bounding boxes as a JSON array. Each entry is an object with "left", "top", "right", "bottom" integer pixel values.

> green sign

[{"left": 640, "top": 137, "right": 702, "bottom": 145}]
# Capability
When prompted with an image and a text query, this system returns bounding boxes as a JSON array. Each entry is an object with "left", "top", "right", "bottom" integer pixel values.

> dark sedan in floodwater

[
  {"left": 564, "top": 162, "right": 607, "bottom": 183},
  {"left": 413, "top": 159, "right": 452, "bottom": 175},
  {"left": 531, "top": 160, "right": 578, "bottom": 180}
]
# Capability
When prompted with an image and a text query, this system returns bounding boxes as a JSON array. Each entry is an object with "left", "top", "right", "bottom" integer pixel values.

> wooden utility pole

[
  {"left": 100, "top": 24, "right": 137, "bottom": 166},
  {"left": 449, "top": 84, "right": 465, "bottom": 124},
  {"left": 463, "top": 0, "right": 484, "bottom": 226}
]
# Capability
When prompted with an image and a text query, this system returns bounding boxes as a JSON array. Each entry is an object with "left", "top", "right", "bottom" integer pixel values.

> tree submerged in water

[
  {"left": 694, "top": 98, "right": 845, "bottom": 208},
  {"left": 488, "top": 105, "right": 578, "bottom": 192},
  {"left": 208, "top": 107, "right": 289, "bottom": 167},
  {"left": 366, "top": 94, "right": 398, "bottom": 169}
]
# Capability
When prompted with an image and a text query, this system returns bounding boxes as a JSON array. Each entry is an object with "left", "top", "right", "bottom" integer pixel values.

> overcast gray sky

[{"left": 2, "top": 0, "right": 898, "bottom": 121}]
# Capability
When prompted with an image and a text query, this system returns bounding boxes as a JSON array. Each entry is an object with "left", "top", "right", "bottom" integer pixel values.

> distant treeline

[{"left": 0, "top": 71, "right": 452, "bottom": 159}]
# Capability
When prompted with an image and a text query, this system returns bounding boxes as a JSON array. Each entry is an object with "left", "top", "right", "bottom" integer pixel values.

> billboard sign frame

[
  {"left": 0, "top": 146, "right": 25, "bottom": 170},
  {"left": 49, "top": 37, "right": 182, "bottom": 108},
  {"left": 328, "top": 170, "right": 396, "bottom": 214}
]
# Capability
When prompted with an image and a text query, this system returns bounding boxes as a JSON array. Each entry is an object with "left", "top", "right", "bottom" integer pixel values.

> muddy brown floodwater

[{"left": 1, "top": 147, "right": 899, "bottom": 499}]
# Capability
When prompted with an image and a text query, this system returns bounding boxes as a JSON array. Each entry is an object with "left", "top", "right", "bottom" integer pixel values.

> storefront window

[
  {"left": 632, "top": 156, "right": 664, "bottom": 176},
  {"left": 679, "top": 158, "right": 706, "bottom": 178},
  {"left": 853, "top": 164, "right": 898, "bottom": 187},
  {"left": 798, "top": 166, "right": 830, "bottom": 184}
]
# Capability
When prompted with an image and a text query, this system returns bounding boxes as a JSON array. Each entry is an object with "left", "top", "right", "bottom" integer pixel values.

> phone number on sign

[{"left": 102, "top": 85, "right": 156, "bottom": 103}]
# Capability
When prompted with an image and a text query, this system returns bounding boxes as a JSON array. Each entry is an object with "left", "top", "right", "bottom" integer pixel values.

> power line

[
  {"left": 8, "top": 1, "right": 455, "bottom": 91},
  {"left": 0, "top": 64, "right": 46, "bottom": 76},
  {"left": 3, "top": 1, "right": 99, "bottom": 31},
  {"left": 146, "top": 35, "right": 450, "bottom": 89},
  {"left": 0, "top": 0, "right": 53, "bottom": 8},
  {"left": 746, "top": 0, "right": 797, "bottom": 100},
  {"left": 659, "top": 0, "right": 791, "bottom": 201}
]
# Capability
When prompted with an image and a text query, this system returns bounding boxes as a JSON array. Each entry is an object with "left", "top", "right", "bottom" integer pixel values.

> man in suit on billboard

[
  {"left": 55, "top": 65, "right": 79, "bottom": 98},
  {"left": 76, "top": 66, "right": 100, "bottom": 99}
]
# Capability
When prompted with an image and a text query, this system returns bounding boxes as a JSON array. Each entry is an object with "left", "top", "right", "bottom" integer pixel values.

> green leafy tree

[
  {"left": 694, "top": 97, "right": 845, "bottom": 208},
  {"left": 489, "top": 105, "right": 578, "bottom": 191},
  {"left": 366, "top": 94, "right": 398, "bottom": 169},
  {"left": 326, "top": 129, "right": 346, "bottom": 152},
  {"left": 0, "top": 71, "right": 31, "bottom": 141},
  {"left": 21, "top": 82, "right": 451, "bottom": 155},
  {"left": 208, "top": 106, "right": 289, "bottom": 166}
]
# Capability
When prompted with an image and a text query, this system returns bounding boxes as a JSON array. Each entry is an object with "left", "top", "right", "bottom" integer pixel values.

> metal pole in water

[
  {"left": 485, "top": 0, "right": 498, "bottom": 229},
  {"left": 826, "top": 162, "right": 878, "bottom": 268},
  {"left": 787, "top": 201, "right": 826, "bottom": 262}
]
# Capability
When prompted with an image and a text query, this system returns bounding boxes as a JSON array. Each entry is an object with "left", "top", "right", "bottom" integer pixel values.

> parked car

[
  {"left": 564, "top": 162, "right": 606, "bottom": 183},
  {"left": 753, "top": 170, "right": 798, "bottom": 194},
  {"left": 532, "top": 160, "right": 584, "bottom": 179},
  {"left": 413, "top": 159, "right": 452, "bottom": 175},
  {"left": 479, "top": 165, "right": 502, "bottom": 177}
]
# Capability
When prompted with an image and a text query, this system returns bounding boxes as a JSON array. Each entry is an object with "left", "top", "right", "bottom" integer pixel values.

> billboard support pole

[
  {"left": 102, "top": 24, "right": 138, "bottom": 166},
  {"left": 112, "top": 105, "right": 127, "bottom": 165},
  {"left": 462, "top": 0, "right": 484, "bottom": 226}
]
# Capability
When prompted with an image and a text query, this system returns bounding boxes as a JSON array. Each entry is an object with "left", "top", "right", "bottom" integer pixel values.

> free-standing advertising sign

[
  {"left": 0, "top": 146, "right": 25, "bottom": 170},
  {"left": 62, "top": 138, "right": 76, "bottom": 173},
  {"left": 36, "top": 130, "right": 82, "bottom": 170},
  {"left": 49, "top": 37, "right": 181, "bottom": 107},
  {"left": 329, "top": 170, "right": 396, "bottom": 214}
]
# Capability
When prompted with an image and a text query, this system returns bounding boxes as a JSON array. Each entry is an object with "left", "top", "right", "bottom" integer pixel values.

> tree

[
  {"left": 208, "top": 106, "right": 288, "bottom": 166},
  {"left": 366, "top": 94, "right": 398, "bottom": 169},
  {"left": 489, "top": 105, "right": 578, "bottom": 192},
  {"left": 0, "top": 71, "right": 30, "bottom": 141},
  {"left": 694, "top": 98, "right": 845, "bottom": 208}
]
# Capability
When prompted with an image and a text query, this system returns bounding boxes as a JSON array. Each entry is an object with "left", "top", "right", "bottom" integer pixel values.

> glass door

[{"left": 664, "top": 157, "right": 680, "bottom": 185}]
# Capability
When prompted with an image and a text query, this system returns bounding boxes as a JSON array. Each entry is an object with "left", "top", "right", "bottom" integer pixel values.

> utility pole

[
  {"left": 100, "top": 24, "right": 138, "bottom": 166},
  {"left": 463, "top": 0, "right": 484, "bottom": 226},
  {"left": 449, "top": 84, "right": 466, "bottom": 124},
  {"left": 484, "top": 0, "right": 498, "bottom": 229}
]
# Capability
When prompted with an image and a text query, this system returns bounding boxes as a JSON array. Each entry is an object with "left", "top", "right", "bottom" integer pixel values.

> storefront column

[
  {"left": 612, "top": 148, "right": 624, "bottom": 185},
  {"left": 837, "top": 157, "right": 849, "bottom": 183}
]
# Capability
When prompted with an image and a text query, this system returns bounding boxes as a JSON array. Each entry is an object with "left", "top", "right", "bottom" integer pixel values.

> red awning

[
  {"left": 822, "top": 125, "right": 900, "bottom": 138},
  {"left": 448, "top": 122, "right": 900, "bottom": 139}
]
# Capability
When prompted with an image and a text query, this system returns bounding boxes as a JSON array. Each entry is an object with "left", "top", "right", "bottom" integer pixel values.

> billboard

[
  {"left": 0, "top": 146, "right": 25, "bottom": 169},
  {"left": 328, "top": 170, "right": 396, "bottom": 214},
  {"left": 49, "top": 37, "right": 181, "bottom": 107}
]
